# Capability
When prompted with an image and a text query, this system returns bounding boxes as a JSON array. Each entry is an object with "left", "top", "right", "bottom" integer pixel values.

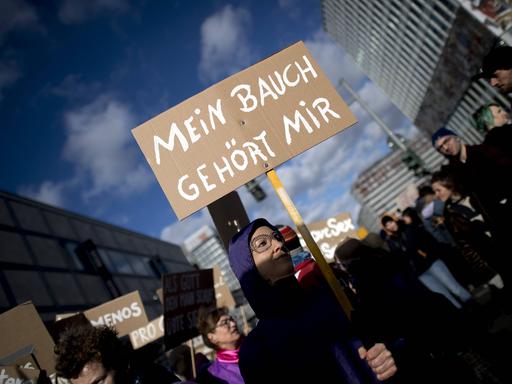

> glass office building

[
  {"left": 352, "top": 136, "right": 445, "bottom": 232},
  {"left": 322, "top": 0, "right": 509, "bottom": 142},
  {"left": 0, "top": 190, "right": 193, "bottom": 322}
]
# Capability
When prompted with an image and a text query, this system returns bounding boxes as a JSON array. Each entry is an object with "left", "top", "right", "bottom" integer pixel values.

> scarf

[{"left": 216, "top": 348, "right": 239, "bottom": 363}]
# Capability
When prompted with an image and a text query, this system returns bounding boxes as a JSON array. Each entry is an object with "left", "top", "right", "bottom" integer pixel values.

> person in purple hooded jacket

[{"left": 228, "top": 218, "right": 397, "bottom": 384}]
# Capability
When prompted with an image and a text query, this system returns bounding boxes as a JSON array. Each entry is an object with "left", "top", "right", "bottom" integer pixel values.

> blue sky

[{"left": 0, "top": 0, "right": 417, "bottom": 244}]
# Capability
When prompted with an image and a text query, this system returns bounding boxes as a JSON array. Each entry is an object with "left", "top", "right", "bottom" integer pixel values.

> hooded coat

[{"left": 228, "top": 218, "right": 378, "bottom": 384}]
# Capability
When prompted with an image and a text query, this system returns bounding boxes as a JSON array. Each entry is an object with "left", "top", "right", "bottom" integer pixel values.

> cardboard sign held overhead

[
  {"left": 163, "top": 269, "right": 215, "bottom": 349},
  {"left": 0, "top": 302, "right": 55, "bottom": 374},
  {"left": 83, "top": 291, "right": 148, "bottom": 337},
  {"left": 132, "top": 41, "right": 357, "bottom": 220},
  {"left": 306, "top": 213, "right": 358, "bottom": 262}
]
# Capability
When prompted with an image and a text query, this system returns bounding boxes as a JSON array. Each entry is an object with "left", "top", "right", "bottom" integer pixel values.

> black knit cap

[
  {"left": 381, "top": 215, "right": 394, "bottom": 227},
  {"left": 473, "top": 46, "right": 512, "bottom": 80},
  {"left": 431, "top": 126, "right": 458, "bottom": 148}
]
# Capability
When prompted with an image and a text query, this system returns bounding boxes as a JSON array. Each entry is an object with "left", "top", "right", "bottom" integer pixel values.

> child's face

[{"left": 250, "top": 226, "right": 294, "bottom": 284}]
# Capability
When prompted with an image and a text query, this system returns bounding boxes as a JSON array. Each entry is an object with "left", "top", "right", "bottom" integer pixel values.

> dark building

[{"left": 0, "top": 190, "right": 193, "bottom": 322}]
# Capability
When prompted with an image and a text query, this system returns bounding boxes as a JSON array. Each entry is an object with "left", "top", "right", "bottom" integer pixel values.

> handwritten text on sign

[
  {"left": 163, "top": 270, "right": 215, "bottom": 349},
  {"left": 83, "top": 291, "right": 148, "bottom": 337},
  {"left": 306, "top": 213, "right": 358, "bottom": 262},
  {"left": 132, "top": 41, "right": 357, "bottom": 219},
  {"left": 129, "top": 315, "right": 164, "bottom": 350}
]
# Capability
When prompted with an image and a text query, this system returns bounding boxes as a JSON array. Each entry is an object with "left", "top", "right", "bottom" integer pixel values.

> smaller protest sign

[
  {"left": 83, "top": 291, "right": 148, "bottom": 337},
  {"left": 0, "top": 366, "right": 41, "bottom": 384},
  {"left": 213, "top": 266, "right": 235, "bottom": 308},
  {"left": 306, "top": 213, "right": 358, "bottom": 262},
  {"left": 54, "top": 313, "right": 78, "bottom": 322},
  {"left": 156, "top": 288, "right": 163, "bottom": 304},
  {"left": 163, "top": 270, "right": 215, "bottom": 349},
  {"left": 0, "top": 345, "right": 38, "bottom": 371},
  {"left": 129, "top": 315, "right": 164, "bottom": 350},
  {"left": 0, "top": 302, "right": 55, "bottom": 375}
]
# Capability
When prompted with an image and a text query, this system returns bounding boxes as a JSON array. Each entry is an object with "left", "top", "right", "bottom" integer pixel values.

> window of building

[
  {"left": 44, "top": 272, "right": 87, "bottom": 306},
  {"left": 129, "top": 255, "right": 154, "bottom": 276},
  {"left": 0, "top": 231, "right": 33, "bottom": 265},
  {"left": 97, "top": 248, "right": 116, "bottom": 273},
  {"left": 27, "top": 235, "right": 68, "bottom": 268},
  {"left": 107, "top": 250, "right": 135, "bottom": 274},
  {"left": 64, "top": 241, "right": 85, "bottom": 271},
  {"left": 6, "top": 271, "right": 54, "bottom": 306}
]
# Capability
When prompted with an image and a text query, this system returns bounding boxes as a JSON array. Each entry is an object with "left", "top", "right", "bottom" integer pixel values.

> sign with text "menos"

[
  {"left": 83, "top": 291, "right": 148, "bottom": 337},
  {"left": 132, "top": 41, "right": 357, "bottom": 220}
]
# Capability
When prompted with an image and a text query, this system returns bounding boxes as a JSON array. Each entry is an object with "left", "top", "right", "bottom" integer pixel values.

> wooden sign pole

[
  {"left": 266, "top": 169, "right": 353, "bottom": 319},
  {"left": 188, "top": 339, "right": 196, "bottom": 379}
]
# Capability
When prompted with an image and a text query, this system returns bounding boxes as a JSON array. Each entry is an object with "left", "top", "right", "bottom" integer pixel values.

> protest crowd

[{"left": 2, "top": 39, "right": 512, "bottom": 384}]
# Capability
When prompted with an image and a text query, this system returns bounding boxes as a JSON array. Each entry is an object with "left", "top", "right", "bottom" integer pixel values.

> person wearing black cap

[{"left": 474, "top": 45, "right": 512, "bottom": 98}]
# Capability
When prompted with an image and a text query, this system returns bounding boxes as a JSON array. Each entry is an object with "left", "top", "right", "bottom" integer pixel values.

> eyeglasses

[
  {"left": 215, "top": 316, "right": 236, "bottom": 329},
  {"left": 250, "top": 231, "right": 285, "bottom": 253}
]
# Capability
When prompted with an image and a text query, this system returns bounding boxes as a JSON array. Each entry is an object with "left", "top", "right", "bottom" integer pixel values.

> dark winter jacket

[
  {"left": 228, "top": 218, "right": 379, "bottom": 384},
  {"left": 443, "top": 198, "right": 500, "bottom": 286},
  {"left": 339, "top": 240, "right": 475, "bottom": 383}
]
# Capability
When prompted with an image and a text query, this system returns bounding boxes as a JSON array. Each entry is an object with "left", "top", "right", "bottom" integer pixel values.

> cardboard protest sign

[
  {"left": 129, "top": 315, "right": 164, "bottom": 350},
  {"left": 0, "top": 302, "right": 55, "bottom": 374},
  {"left": 83, "top": 291, "right": 148, "bottom": 337},
  {"left": 156, "top": 288, "right": 163, "bottom": 304},
  {"left": 54, "top": 313, "right": 78, "bottom": 322},
  {"left": 213, "top": 266, "right": 236, "bottom": 308},
  {"left": 306, "top": 213, "right": 358, "bottom": 262},
  {"left": 0, "top": 366, "right": 41, "bottom": 383},
  {"left": 163, "top": 269, "right": 215, "bottom": 349},
  {"left": 0, "top": 345, "right": 38, "bottom": 370},
  {"left": 132, "top": 41, "right": 357, "bottom": 219}
]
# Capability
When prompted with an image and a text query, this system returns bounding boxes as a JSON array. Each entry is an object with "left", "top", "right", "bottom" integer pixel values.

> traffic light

[
  {"left": 401, "top": 149, "right": 430, "bottom": 177},
  {"left": 245, "top": 179, "right": 266, "bottom": 202}
]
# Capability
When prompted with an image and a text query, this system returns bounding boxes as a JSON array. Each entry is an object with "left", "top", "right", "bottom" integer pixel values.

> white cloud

[
  {"left": 305, "top": 30, "right": 365, "bottom": 87},
  {"left": 198, "top": 5, "right": 253, "bottom": 83},
  {"left": 18, "top": 181, "right": 67, "bottom": 207},
  {"left": 0, "top": 0, "right": 39, "bottom": 43},
  {"left": 58, "top": 0, "right": 129, "bottom": 24},
  {"left": 62, "top": 94, "right": 152, "bottom": 198}
]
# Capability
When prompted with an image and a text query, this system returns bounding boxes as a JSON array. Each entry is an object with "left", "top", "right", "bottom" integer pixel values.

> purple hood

[{"left": 228, "top": 218, "right": 300, "bottom": 319}]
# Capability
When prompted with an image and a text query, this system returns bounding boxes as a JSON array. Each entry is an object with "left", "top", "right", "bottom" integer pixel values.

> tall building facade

[
  {"left": 322, "top": 0, "right": 510, "bottom": 143},
  {"left": 351, "top": 136, "right": 445, "bottom": 232},
  {"left": 0, "top": 190, "right": 193, "bottom": 322},
  {"left": 183, "top": 225, "right": 241, "bottom": 293}
]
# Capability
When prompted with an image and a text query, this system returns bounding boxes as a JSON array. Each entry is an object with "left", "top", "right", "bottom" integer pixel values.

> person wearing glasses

[
  {"left": 227, "top": 218, "right": 397, "bottom": 384},
  {"left": 196, "top": 306, "right": 245, "bottom": 384},
  {"left": 431, "top": 127, "right": 512, "bottom": 265}
]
